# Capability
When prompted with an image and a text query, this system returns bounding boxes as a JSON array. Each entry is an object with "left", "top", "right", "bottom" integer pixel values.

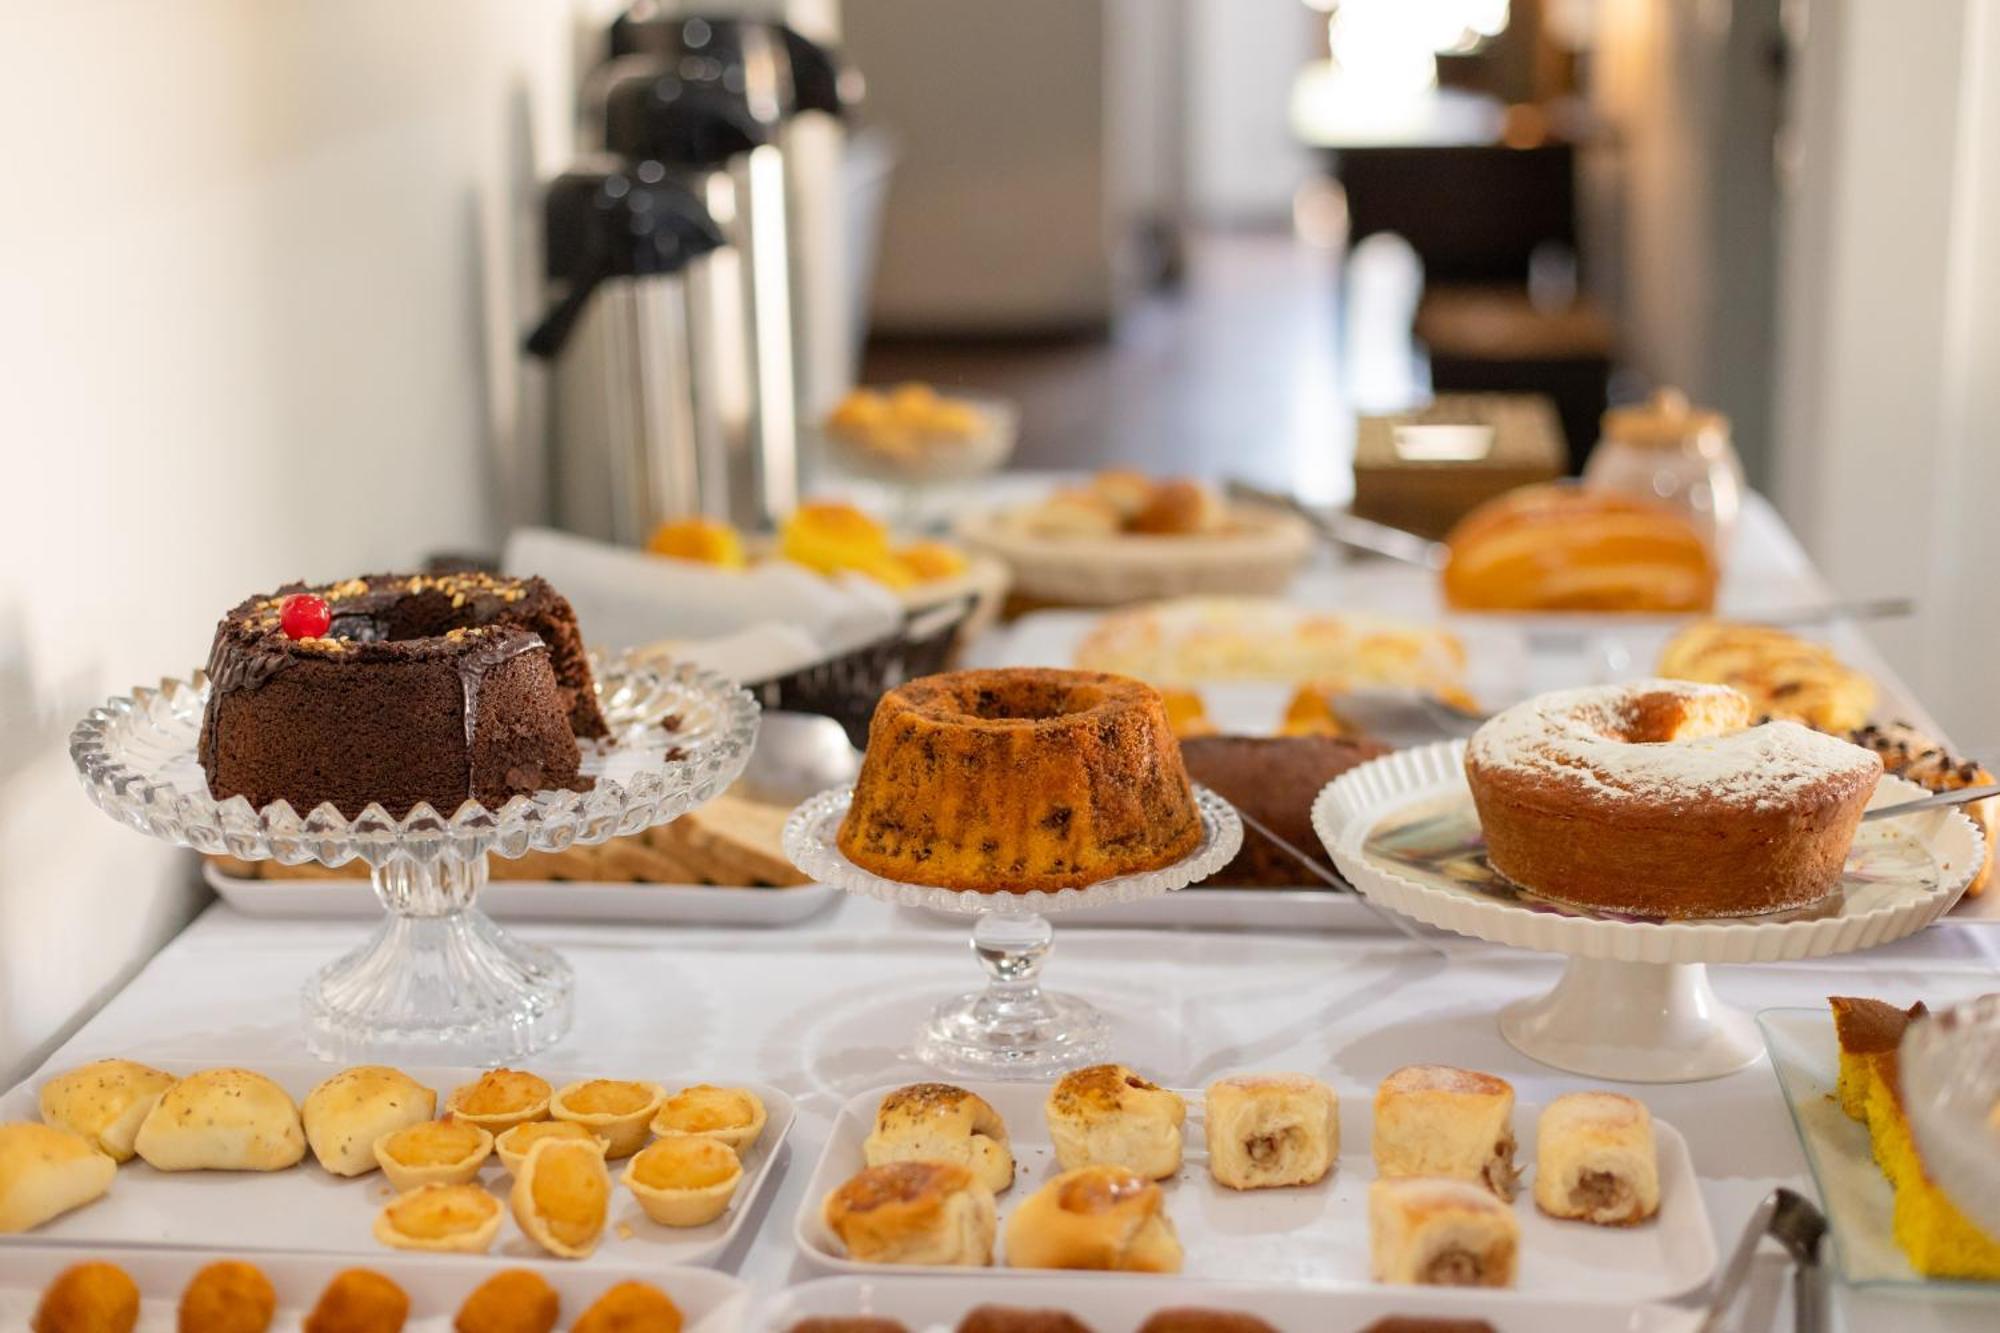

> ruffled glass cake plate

[
  {"left": 1313, "top": 741, "right": 1981, "bottom": 1083},
  {"left": 70, "top": 655, "right": 758, "bottom": 1063},
  {"left": 784, "top": 784, "right": 1241, "bottom": 1078}
]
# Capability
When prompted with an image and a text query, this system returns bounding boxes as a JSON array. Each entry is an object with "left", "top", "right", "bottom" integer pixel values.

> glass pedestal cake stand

[
  {"left": 784, "top": 785, "right": 1240, "bottom": 1078},
  {"left": 70, "top": 655, "right": 758, "bottom": 1063},
  {"left": 1314, "top": 742, "right": 1983, "bottom": 1083}
]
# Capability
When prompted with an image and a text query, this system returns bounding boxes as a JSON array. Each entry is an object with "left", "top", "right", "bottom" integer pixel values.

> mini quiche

[
  {"left": 445, "top": 1068, "right": 552, "bottom": 1133},
  {"left": 622, "top": 1134, "right": 742, "bottom": 1227},
  {"left": 511, "top": 1136, "right": 613, "bottom": 1259},
  {"left": 549, "top": 1079, "right": 666, "bottom": 1158},
  {"left": 133, "top": 1068, "right": 305, "bottom": 1172},
  {"left": 0, "top": 1123, "right": 117, "bottom": 1233},
  {"left": 301, "top": 1066, "right": 436, "bottom": 1177},
  {"left": 651, "top": 1084, "right": 766, "bottom": 1155},
  {"left": 372, "top": 1181, "right": 503, "bottom": 1254},
  {"left": 495, "top": 1119, "right": 605, "bottom": 1176},
  {"left": 372, "top": 1118, "right": 493, "bottom": 1193},
  {"left": 37, "top": 1059, "right": 177, "bottom": 1164}
]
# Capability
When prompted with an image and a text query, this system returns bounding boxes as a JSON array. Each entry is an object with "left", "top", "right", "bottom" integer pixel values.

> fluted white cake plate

[
  {"left": 71, "top": 655, "right": 758, "bottom": 1063},
  {"left": 1313, "top": 742, "right": 1982, "bottom": 1082},
  {"left": 784, "top": 784, "right": 1240, "bottom": 1078}
]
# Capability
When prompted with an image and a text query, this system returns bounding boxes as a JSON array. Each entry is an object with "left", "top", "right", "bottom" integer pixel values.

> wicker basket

[{"left": 749, "top": 592, "right": 979, "bottom": 748}]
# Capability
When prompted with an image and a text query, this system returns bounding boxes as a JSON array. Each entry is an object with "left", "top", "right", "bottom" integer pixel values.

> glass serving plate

[
  {"left": 71, "top": 655, "right": 758, "bottom": 1062},
  {"left": 784, "top": 784, "right": 1240, "bottom": 1078}
]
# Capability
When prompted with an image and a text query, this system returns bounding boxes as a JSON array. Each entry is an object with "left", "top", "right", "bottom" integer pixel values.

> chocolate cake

[
  {"left": 199, "top": 572, "right": 609, "bottom": 818},
  {"left": 1181, "top": 734, "right": 1388, "bottom": 886}
]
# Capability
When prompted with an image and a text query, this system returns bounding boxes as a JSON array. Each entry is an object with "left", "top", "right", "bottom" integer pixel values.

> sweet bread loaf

[{"left": 1442, "top": 484, "right": 1716, "bottom": 612}]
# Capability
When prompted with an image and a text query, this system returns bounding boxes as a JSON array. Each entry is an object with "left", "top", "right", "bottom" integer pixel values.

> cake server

[
  {"left": 1224, "top": 480, "right": 1449, "bottom": 569},
  {"left": 1860, "top": 781, "right": 2000, "bottom": 822}
]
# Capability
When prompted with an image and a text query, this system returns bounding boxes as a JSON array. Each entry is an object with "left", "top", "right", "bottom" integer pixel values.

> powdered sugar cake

[{"left": 1465, "top": 680, "right": 1882, "bottom": 919}]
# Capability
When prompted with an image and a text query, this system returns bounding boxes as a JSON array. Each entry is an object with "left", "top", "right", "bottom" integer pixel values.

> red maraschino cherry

[{"left": 280, "top": 593, "right": 331, "bottom": 640}]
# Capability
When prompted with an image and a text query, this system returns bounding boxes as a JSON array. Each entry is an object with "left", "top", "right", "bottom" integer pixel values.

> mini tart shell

[
  {"left": 371, "top": 1182, "right": 503, "bottom": 1254},
  {"left": 495, "top": 1120, "right": 606, "bottom": 1176},
  {"left": 510, "top": 1137, "right": 613, "bottom": 1259},
  {"left": 444, "top": 1070, "right": 552, "bottom": 1133},
  {"left": 372, "top": 1121, "right": 494, "bottom": 1193},
  {"left": 649, "top": 1085, "right": 768, "bottom": 1155},
  {"left": 621, "top": 1137, "right": 743, "bottom": 1227},
  {"left": 549, "top": 1080, "right": 666, "bottom": 1159}
]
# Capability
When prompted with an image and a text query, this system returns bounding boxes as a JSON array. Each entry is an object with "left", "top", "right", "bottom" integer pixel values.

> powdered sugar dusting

[{"left": 1468, "top": 679, "right": 1881, "bottom": 809}]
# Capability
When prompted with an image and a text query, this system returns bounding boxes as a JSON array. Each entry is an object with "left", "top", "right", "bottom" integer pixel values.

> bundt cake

[
  {"left": 1465, "top": 679, "right": 1882, "bottom": 918},
  {"left": 837, "top": 668, "right": 1203, "bottom": 892},
  {"left": 199, "top": 572, "right": 609, "bottom": 818}
]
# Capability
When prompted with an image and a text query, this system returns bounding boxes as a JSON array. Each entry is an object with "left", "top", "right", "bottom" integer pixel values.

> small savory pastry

[
  {"left": 1532, "top": 1092, "right": 1660, "bottom": 1226},
  {"left": 787, "top": 1320, "right": 909, "bottom": 1333},
  {"left": 1138, "top": 1312, "right": 1280, "bottom": 1333},
  {"left": 1204, "top": 1073, "right": 1339, "bottom": 1190},
  {"left": 445, "top": 1068, "right": 552, "bottom": 1133},
  {"left": 372, "top": 1181, "right": 503, "bottom": 1254},
  {"left": 495, "top": 1118, "right": 603, "bottom": 1176},
  {"left": 571, "top": 1282, "right": 682, "bottom": 1333},
  {"left": 511, "top": 1136, "right": 612, "bottom": 1259},
  {"left": 957, "top": 1309, "right": 1095, "bottom": 1333},
  {"left": 177, "top": 1260, "right": 277, "bottom": 1333},
  {"left": 454, "top": 1269, "right": 558, "bottom": 1333},
  {"left": 0, "top": 1122, "right": 116, "bottom": 1233},
  {"left": 862, "top": 1082, "right": 1014, "bottom": 1194},
  {"left": 37, "top": 1059, "right": 176, "bottom": 1163},
  {"left": 822, "top": 1160, "right": 997, "bottom": 1266},
  {"left": 301, "top": 1066, "right": 436, "bottom": 1177},
  {"left": 651, "top": 1083, "right": 767, "bottom": 1155},
  {"left": 1372, "top": 1066, "right": 1518, "bottom": 1200},
  {"left": 1368, "top": 1178, "right": 1519, "bottom": 1287},
  {"left": 1045, "top": 1065, "right": 1186, "bottom": 1181},
  {"left": 1004, "top": 1164, "right": 1183, "bottom": 1274},
  {"left": 623, "top": 1134, "right": 742, "bottom": 1227},
  {"left": 1358, "top": 1321, "right": 1498, "bottom": 1333},
  {"left": 549, "top": 1079, "right": 666, "bottom": 1159},
  {"left": 30, "top": 1260, "right": 138, "bottom": 1333},
  {"left": 371, "top": 1118, "right": 493, "bottom": 1193},
  {"left": 133, "top": 1068, "right": 305, "bottom": 1173},
  {"left": 302, "top": 1268, "right": 409, "bottom": 1333}
]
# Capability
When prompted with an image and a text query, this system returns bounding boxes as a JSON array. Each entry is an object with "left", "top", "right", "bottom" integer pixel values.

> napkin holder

[{"left": 1352, "top": 393, "right": 1565, "bottom": 539}]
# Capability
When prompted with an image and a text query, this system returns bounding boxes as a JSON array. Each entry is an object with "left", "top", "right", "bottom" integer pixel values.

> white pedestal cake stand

[
  {"left": 1313, "top": 742, "right": 1983, "bottom": 1082},
  {"left": 784, "top": 785, "right": 1240, "bottom": 1078},
  {"left": 70, "top": 655, "right": 758, "bottom": 1063}
]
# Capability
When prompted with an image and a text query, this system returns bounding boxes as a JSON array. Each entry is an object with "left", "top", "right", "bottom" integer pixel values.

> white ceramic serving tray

[
  {"left": 203, "top": 860, "right": 838, "bottom": 925},
  {"left": 1758, "top": 1006, "right": 2000, "bottom": 1293},
  {"left": 0, "top": 1060, "right": 794, "bottom": 1270},
  {"left": 0, "top": 1245, "right": 747, "bottom": 1332},
  {"left": 793, "top": 1080, "right": 1717, "bottom": 1302},
  {"left": 758, "top": 1273, "right": 1699, "bottom": 1333}
]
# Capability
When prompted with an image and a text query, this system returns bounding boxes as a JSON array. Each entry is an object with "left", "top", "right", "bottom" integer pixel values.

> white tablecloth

[{"left": 23, "top": 490, "right": 1996, "bottom": 1331}]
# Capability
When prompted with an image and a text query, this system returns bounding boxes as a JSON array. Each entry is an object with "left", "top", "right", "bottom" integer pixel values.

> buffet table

[{"left": 23, "top": 492, "right": 1995, "bottom": 1330}]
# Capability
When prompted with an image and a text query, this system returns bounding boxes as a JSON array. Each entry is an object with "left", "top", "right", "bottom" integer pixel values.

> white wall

[
  {"left": 1185, "top": 0, "right": 1317, "bottom": 225},
  {"left": 0, "top": 0, "right": 582, "bottom": 1078}
]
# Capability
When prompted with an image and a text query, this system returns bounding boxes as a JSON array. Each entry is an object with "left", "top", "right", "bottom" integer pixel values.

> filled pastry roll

[
  {"left": 132, "top": 1068, "right": 305, "bottom": 1172},
  {"left": 863, "top": 1082, "right": 1014, "bottom": 1194},
  {"left": 1004, "top": 1164, "right": 1183, "bottom": 1273},
  {"left": 300, "top": 1065, "right": 435, "bottom": 1177},
  {"left": 1532, "top": 1091, "right": 1660, "bottom": 1226},
  {"left": 1045, "top": 1064, "right": 1186, "bottom": 1181},
  {"left": 37, "top": 1058, "right": 176, "bottom": 1164},
  {"left": 1372, "top": 1065, "right": 1518, "bottom": 1200},
  {"left": 1204, "top": 1073, "right": 1339, "bottom": 1190},
  {"left": 822, "top": 1160, "right": 997, "bottom": 1267},
  {"left": 1368, "top": 1177, "right": 1519, "bottom": 1287}
]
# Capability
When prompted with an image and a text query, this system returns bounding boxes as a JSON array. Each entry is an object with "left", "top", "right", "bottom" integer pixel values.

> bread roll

[
  {"left": 822, "top": 1160, "right": 996, "bottom": 1267},
  {"left": 37, "top": 1059, "right": 176, "bottom": 1164},
  {"left": 1204, "top": 1073, "right": 1338, "bottom": 1190},
  {"left": 1372, "top": 1066, "right": 1517, "bottom": 1200},
  {"left": 0, "top": 1123, "right": 116, "bottom": 1233},
  {"left": 1003, "top": 1164, "right": 1182, "bottom": 1273},
  {"left": 133, "top": 1068, "right": 304, "bottom": 1172},
  {"left": 1368, "top": 1177, "right": 1518, "bottom": 1287},
  {"left": 863, "top": 1082, "right": 1014, "bottom": 1194},
  {"left": 1045, "top": 1065, "right": 1185, "bottom": 1180},
  {"left": 1532, "top": 1091, "right": 1660, "bottom": 1225}
]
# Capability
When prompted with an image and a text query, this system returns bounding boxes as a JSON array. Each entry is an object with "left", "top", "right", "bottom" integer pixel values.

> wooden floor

[{"left": 861, "top": 229, "right": 1425, "bottom": 503}]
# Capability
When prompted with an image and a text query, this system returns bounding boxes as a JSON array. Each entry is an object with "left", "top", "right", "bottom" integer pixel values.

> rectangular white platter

[
  {"left": 0, "top": 1244, "right": 747, "bottom": 1332},
  {"left": 794, "top": 1080, "right": 1717, "bottom": 1302},
  {"left": 0, "top": 1060, "right": 794, "bottom": 1270},
  {"left": 204, "top": 860, "right": 838, "bottom": 925},
  {"left": 1758, "top": 1006, "right": 2000, "bottom": 1294},
  {"left": 757, "top": 1273, "right": 1698, "bottom": 1333}
]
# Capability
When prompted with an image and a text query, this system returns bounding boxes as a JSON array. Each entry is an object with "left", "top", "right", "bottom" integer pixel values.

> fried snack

[
  {"left": 822, "top": 1160, "right": 997, "bottom": 1266},
  {"left": 1658, "top": 621, "right": 1875, "bottom": 732},
  {"left": 445, "top": 1069, "right": 551, "bottom": 1133},
  {"left": 1137, "top": 1313, "right": 1281, "bottom": 1333},
  {"left": 0, "top": 1122, "right": 117, "bottom": 1232},
  {"left": 301, "top": 1269, "right": 409, "bottom": 1333},
  {"left": 958, "top": 1310, "right": 1095, "bottom": 1333},
  {"left": 549, "top": 1080, "right": 666, "bottom": 1159},
  {"left": 1003, "top": 1164, "right": 1183, "bottom": 1273},
  {"left": 1046, "top": 1065, "right": 1186, "bottom": 1180},
  {"left": 32, "top": 1261, "right": 138, "bottom": 1333},
  {"left": 571, "top": 1281, "right": 682, "bottom": 1333},
  {"left": 301, "top": 1066, "right": 435, "bottom": 1177},
  {"left": 623, "top": 1135, "right": 743, "bottom": 1227},
  {"left": 372, "top": 1181, "right": 504, "bottom": 1254},
  {"left": 454, "top": 1269, "right": 559, "bottom": 1333},
  {"left": 178, "top": 1259, "right": 276, "bottom": 1333},
  {"left": 37, "top": 1059, "right": 176, "bottom": 1163},
  {"left": 372, "top": 1118, "right": 492, "bottom": 1193},
  {"left": 862, "top": 1083, "right": 1014, "bottom": 1195},
  {"left": 511, "top": 1136, "right": 612, "bottom": 1259},
  {"left": 651, "top": 1084, "right": 766, "bottom": 1155},
  {"left": 133, "top": 1068, "right": 305, "bottom": 1172}
]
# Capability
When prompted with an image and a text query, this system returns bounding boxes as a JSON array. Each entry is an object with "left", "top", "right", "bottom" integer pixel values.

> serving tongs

[
  {"left": 1225, "top": 479, "right": 1447, "bottom": 569},
  {"left": 1696, "top": 1187, "right": 1828, "bottom": 1333}
]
